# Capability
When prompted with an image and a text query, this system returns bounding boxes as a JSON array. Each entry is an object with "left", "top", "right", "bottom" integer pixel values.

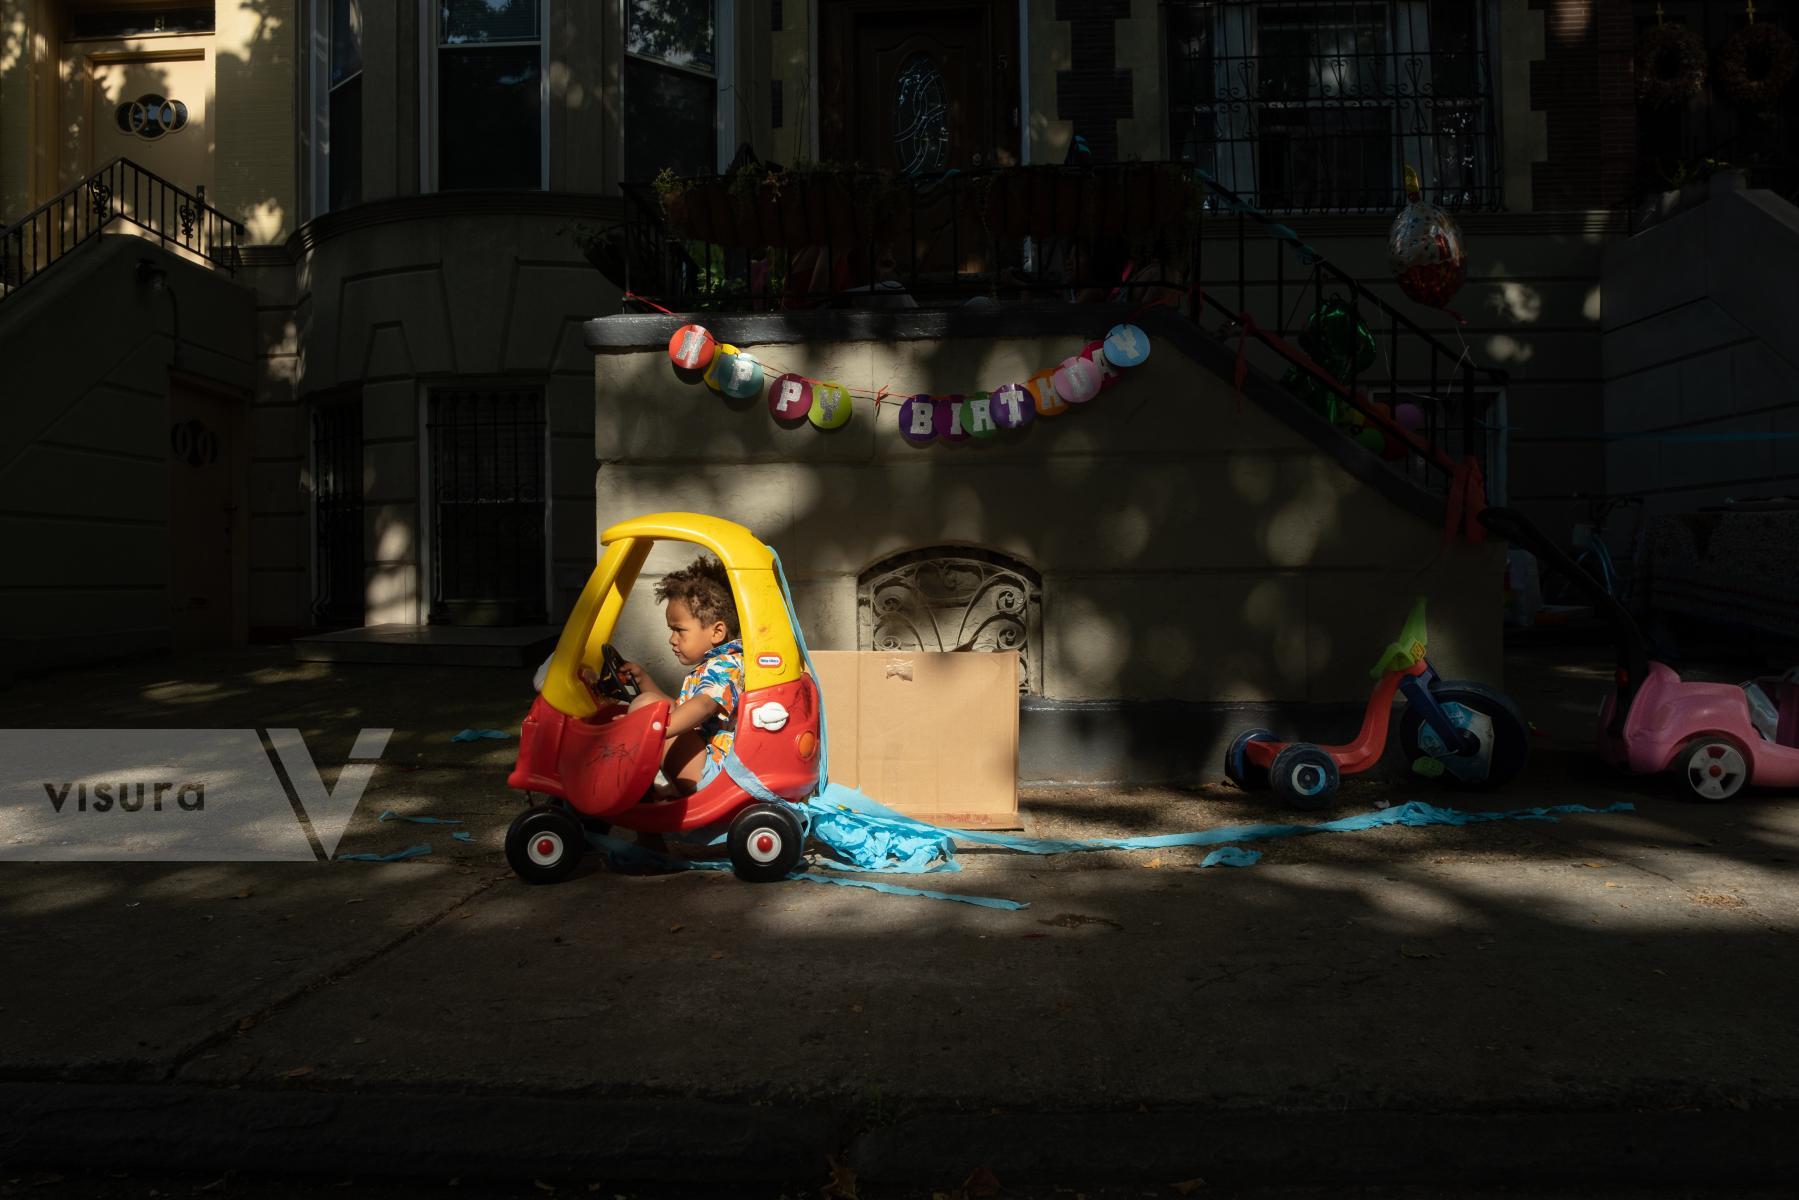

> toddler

[{"left": 620, "top": 555, "right": 744, "bottom": 795}]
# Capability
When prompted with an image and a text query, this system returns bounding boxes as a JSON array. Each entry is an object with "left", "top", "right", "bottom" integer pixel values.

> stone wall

[{"left": 585, "top": 308, "right": 1504, "bottom": 781}]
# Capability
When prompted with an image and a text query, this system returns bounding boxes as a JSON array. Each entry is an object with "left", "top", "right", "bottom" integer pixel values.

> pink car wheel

[{"left": 1678, "top": 736, "right": 1750, "bottom": 802}]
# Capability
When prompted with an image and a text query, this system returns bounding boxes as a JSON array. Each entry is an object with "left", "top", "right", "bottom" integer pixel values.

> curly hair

[{"left": 654, "top": 555, "right": 739, "bottom": 637}]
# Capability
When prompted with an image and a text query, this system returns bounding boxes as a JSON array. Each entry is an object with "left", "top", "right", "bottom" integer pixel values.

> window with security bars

[
  {"left": 1165, "top": 0, "right": 1500, "bottom": 212},
  {"left": 311, "top": 393, "right": 365, "bottom": 629},
  {"left": 427, "top": 388, "right": 547, "bottom": 625}
]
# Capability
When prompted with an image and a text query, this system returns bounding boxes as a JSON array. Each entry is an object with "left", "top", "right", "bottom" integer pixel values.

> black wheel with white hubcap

[
  {"left": 1270, "top": 743, "right": 1340, "bottom": 811},
  {"left": 506, "top": 805, "right": 586, "bottom": 885},
  {"left": 1677, "top": 735, "right": 1750, "bottom": 802},
  {"left": 1225, "top": 727, "right": 1276, "bottom": 791},
  {"left": 727, "top": 803, "right": 805, "bottom": 882}
]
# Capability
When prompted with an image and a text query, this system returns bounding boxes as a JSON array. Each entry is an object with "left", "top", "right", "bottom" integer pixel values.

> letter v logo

[{"left": 266, "top": 728, "right": 392, "bottom": 858}]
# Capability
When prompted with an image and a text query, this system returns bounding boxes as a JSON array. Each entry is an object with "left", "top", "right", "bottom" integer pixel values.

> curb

[{"left": 4, "top": 1084, "right": 1796, "bottom": 1187}]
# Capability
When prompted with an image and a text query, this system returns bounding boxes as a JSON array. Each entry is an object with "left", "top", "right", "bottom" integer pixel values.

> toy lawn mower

[
  {"left": 505, "top": 512, "right": 821, "bottom": 883},
  {"left": 1224, "top": 599, "right": 1529, "bottom": 809},
  {"left": 1480, "top": 505, "right": 1799, "bottom": 801}
]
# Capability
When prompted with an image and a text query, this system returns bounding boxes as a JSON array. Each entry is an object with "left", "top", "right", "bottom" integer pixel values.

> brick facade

[{"left": 1529, "top": 0, "right": 1637, "bottom": 209}]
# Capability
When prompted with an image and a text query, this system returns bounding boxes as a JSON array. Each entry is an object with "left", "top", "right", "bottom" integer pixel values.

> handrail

[{"left": 0, "top": 157, "right": 244, "bottom": 302}]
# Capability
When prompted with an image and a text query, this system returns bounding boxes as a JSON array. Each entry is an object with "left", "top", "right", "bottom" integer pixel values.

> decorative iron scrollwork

[
  {"left": 88, "top": 176, "right": 112, "bottom": 220},
  {"left": 893, "top": 53, "right": 949, "bottom": 175},
  {"left": 858, "top": 549, "right": 1042, "bottom": 693}
]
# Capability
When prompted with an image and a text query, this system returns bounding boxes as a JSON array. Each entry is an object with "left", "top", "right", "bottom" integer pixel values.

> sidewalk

[{"left": 2, "top": 647, "right": 1797, "bottom": 1191}]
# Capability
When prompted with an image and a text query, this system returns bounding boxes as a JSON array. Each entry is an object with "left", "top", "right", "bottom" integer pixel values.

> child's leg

[{"left": 662, "top": 731, "right": 712, "bottom": 794}]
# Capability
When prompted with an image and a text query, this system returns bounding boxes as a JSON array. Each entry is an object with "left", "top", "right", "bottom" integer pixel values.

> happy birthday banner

[{"left": 664, "top": 321, "right": 1154, "bottom": 446}]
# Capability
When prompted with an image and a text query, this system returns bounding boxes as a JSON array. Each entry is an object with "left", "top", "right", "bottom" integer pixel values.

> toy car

[
  {"left": 1224, "top": 599, "right": 1529, "bottom": 808},
  {"left": 1480, "top": 506, "right": 1799, "bottom": 801},
  {"left": 505, "top": 512, "right": 821, "bottom": 883}
]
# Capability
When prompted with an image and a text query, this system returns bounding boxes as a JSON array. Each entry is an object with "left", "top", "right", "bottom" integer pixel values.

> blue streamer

[
  {"left": 451, "top": 729, "right": 512, "bottom": 743},
  {"left": 1202, "top": 846, "right": 1262, "bottom": 868},
  {"left": 377, "top": 811, "right": 464, "bottom": 825},
  {"left": 337, "top": 843, "right": 433, "bottom": 862},
  {"left": 451, "top": 830, "right": 473, "bottom": 843},
  {"left": 790, "top": 872, "right": 1027, "bottom": 911}
]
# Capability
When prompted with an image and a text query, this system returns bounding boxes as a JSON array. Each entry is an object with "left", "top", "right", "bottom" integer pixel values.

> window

[
  {"left": 437, "top": 0, "right": 544, "bottom": 190},
  {"left": 427, "top": 388, "right": 547, "bottom": 625},
  {"left": 624, "top": 0, "right": 731, "bottom": 180},
  {"left": 1166, "top": 1, "right": 1498, "bottom": 213},
  {"left": 327, "top": 0, "right": 363, "bottom": 211}
]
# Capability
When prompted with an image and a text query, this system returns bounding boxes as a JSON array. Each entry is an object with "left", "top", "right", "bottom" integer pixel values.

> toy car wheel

[
  {"left": 505, "top": 805, "right": 586, "bottom": 885},
  {"left": 1225, "top": 728, "right": 1276, "bottom": 791},
  {"left": 727, "top": 803, "right": 805, "bottom": 883},
  {"left": 1397, "top": 681, "right": 1530, "bottom": 790},
  {"left": 1677, "top": 735, "right": 1751, "bottom": 802},
  {"left": 1270, "top": 743, "right": 1339, "bottom": 810}
]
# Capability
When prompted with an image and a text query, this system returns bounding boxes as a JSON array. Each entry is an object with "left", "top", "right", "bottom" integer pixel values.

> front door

[
  {"left": 168, "top": 382, "right": 240, "bottom": 651},
  {"left": 819, "top": 1, "right": 1018, "bottom": 172}
]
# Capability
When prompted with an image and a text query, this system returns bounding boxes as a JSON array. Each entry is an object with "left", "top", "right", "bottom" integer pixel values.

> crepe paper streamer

[
  {"left": 989, "top": 383, "right": 1034, "bottom": 430},
  {"left": 809, "top": 382, "right": 853, "bottom": 429},
  {"left": 451, "top": 729, "right": 512, "bottom": 743},
  {"left": 769, "top": 373, "right": 812, "bottom": 422},
  {"left": 377, "top": 811, "right": 464, "bottom": 825},
  {"left": 790, "top": 872, "right": 1027, "bottom": 911},
  {"left": 935, "top": 395, "right": 971, "bottom": 443},
  {"left": 899, "top": 394, "right": 937, "bottom": 444},
  {"left": 1052, "top": 354, "right": 1102, "bottom": 404},
  {"left": 961, "top": 392, "right": 1000, "bottom": 439},
  {"left": 1201, "top": 846, "right": 1262, "bottom": 868},
  {"left": 1027, "top": 369, "right": 1069, "bottom": 417},
  {"left": 667, "top": 324, "right": 715, "bottom": 372},
  {"left": 1082, "top": 341, "right": 1123, "bottom": 391},
  {"left": 719, "top": 349, "right": 765, "bottom": 399},
  {"left": 451, "top": 831, "right": 474, "bottom": 843},
  {"left": 337, "top": 844, "right": 433, "bottom": 862},
  {"left": 1102, "top": 323, "right": 1151, "bottom": 368}
]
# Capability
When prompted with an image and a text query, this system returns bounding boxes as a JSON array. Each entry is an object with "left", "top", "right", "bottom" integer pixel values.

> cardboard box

[{"left": 809, "top": 650, "right": 1019, "bottom": 829}]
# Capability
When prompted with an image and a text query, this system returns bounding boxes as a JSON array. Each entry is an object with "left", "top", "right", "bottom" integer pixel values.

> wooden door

[
  {"left": 167, "top": 382, "right": 240, "bottom": 651},
  {"left": 820, "top": 1, "right": 1018, "bottom": 172}
]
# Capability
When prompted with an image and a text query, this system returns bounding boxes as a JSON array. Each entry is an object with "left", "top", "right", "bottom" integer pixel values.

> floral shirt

[{"left": 677, "top": 639, "right": 744, "bottom": 764}]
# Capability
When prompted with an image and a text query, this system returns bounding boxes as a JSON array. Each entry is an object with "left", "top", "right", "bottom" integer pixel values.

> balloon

[
  {"left": 1394, "top": 401, "right": 1425, "bottom": 433},
  {"left": 899, "top": 394, "right": 937, "bottom": 445},
  {"left": 668, "top": 324, "right": 715, "bottom": 372},
  {"left": 936, "top": 394, "right": 971, "bottom": 443},
  {"left": 1081, "top": 341, "right": 1123, "bottom": 390},
  {"left": 1027, "top": 369, "right": 1067, "bottom": 417},
  {"left": 809, "top": 382, "right": 852, "bottom": 430},
  {"left": 989, "top": 383, "right": 1035, "bottom": 430},
  {"left": 1355, "top": 426, "right": 1387, "bottom": 455},
  {"left": 718, "top": 349, "right": 765, "bottom": 399},
  {"left": 1102, "top": 324, "right": 1151, "bottom": 368},
  {"left": 1052, "top": 355, "right": 1101, "bottom": 404},
  {"left": 1389, "top": 165, "right": 1467, "bottom": 316},
  {"left": 961, "top": 392, "right": 1000, "bottom": 439},
  {"left": 703, "top": 344, "right": 740, "bottom": 393},
  {"left": 769, "top": 373, "right": 812, "bottom": 422}
]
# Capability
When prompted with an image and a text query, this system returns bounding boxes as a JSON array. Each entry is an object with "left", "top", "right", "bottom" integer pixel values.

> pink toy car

[{"left": 1482, "top": 507, "right": 1799, "bottom": 802}]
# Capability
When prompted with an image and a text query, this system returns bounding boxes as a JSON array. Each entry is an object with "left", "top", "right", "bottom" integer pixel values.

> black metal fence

[
  {"left": 1629, "top": 0, "right": 1799, "bottom": 232},
  {"left": 1163, "top": 0, "right": 1503, "bottom": 213},
  {"left": 312, "top": 396, "right": 365, "bottom": 629},
  {"left": 427, "top": 388, "right": 547, "bottom": 626},
  {"left": 0, "top": 158, "right": 243, "bottom": 301}
]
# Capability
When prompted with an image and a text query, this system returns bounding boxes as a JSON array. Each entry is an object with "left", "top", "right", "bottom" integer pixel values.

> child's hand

[{"left": 619, "top": 661, "right": 653, "bottom": 691}]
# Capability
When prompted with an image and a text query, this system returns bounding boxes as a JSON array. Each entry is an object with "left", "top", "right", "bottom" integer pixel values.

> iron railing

[
  {"left": 618, "top": 160, "right": 1507, "bottom": 500},
  {"left": 0, "top": 158, "right": 243, "bottom": 302},
  {"left": 1628, "top": 0, "right": 1799, "bottom": 233},
  {"left": 312, "top": 395, "right": 366, "bottom": 630},
  {"left": 1163, "top": 0, "right": 1503, "bottom": 214}
]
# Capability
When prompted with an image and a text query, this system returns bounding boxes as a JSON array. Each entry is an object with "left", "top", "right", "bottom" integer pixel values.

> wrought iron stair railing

[{"left": 0, "top": 158, "right": 244, "bottom": 303}]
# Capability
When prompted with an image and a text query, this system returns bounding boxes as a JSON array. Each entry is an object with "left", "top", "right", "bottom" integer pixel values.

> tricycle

[
  {"left": 1479, "top": 505, "right": 1799, "bottom": 801},
  {"left": 1224, "top": 599, "right": 1529, "bottom": 808},
  {"left": 506, "top": 512, "right": 821, "bottom": 883}
]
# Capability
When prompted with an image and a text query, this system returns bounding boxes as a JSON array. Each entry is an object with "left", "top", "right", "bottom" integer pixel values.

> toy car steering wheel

[{"left": 593, "top": 643, "right": 639, "bottom": 703}]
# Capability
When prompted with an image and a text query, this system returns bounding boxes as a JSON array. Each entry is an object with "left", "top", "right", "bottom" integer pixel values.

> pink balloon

[{"left": 1051, "top": 355, "right": 1101, "bottom": 404}]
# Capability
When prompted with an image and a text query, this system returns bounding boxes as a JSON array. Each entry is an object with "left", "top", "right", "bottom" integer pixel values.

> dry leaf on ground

[{"left": 280, "top": 1065, "right": 313, "bottom": 1078}]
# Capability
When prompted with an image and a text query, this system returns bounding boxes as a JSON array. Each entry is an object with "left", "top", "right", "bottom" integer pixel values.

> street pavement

[{"left": 0, "top": 646, "right": 1795, "bottom": 1193}]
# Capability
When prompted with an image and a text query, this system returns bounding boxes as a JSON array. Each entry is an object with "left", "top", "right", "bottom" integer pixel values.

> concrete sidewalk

[{"left": 1, "top": 647, "right": 1796, "bottom": 1191}]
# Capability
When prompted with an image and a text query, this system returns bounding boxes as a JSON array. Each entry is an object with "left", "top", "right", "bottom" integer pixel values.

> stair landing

[{"left": 293, "top": 625, "right": 559, "bottom": 668}]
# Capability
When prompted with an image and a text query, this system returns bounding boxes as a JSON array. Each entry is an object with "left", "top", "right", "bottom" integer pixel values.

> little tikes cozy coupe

[{"left": 506, "top": 513, "right": 821, "bottom": 883}]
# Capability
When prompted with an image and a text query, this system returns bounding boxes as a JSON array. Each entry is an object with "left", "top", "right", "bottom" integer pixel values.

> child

[{"left": 619, "top": 555, "right": 744, "bottom": 796}]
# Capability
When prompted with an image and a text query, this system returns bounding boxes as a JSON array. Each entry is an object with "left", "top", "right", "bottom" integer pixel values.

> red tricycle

[
  {"left": 505, "top": 512, "right": 821, "bottom": 883},
  {"left": 1224, "top": 599, "right": 1530, "bottom": 808}
]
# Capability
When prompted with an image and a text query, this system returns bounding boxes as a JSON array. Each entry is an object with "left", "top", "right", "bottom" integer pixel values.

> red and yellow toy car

[{"left": 506, "top": 513, "right": 821, "bottom": 884}]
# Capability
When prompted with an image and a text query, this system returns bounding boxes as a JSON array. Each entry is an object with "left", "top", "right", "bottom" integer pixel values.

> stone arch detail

[{"left": 856, "top": 547, "right": 1043, "bottom": 694}]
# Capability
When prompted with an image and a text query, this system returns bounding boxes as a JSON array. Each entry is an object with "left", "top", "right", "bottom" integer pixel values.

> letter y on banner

[{"left": 266, "top": 728, "right": 392, "bottom": 858}]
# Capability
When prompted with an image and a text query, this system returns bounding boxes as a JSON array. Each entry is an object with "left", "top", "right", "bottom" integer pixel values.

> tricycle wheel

[
  {"left": 727, "top": 803, "right": 805, "bottom": 883},
  {"left": 1397, "top": 681, "right": 1530, "bottom": 790},
  {"left": 1270, "top": 743, "right": 1339, "bottom": 810},
  {"left": 1676, "top": 735, "right": 1750, "bottom": 802},
  {"left": 506, "top": 805, "right": 586, "bottom": 885},
  {"left": 1225, "top": 728, "right": 1276, "bottom": 791}
]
